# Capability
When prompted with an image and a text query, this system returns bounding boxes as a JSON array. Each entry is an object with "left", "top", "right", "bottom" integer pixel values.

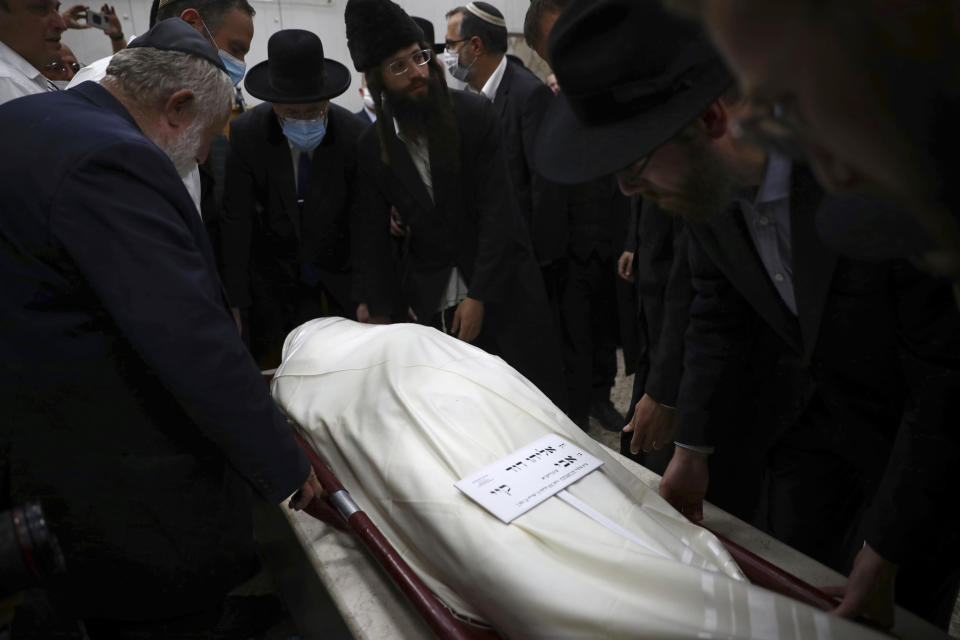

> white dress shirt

[
  {"left": 477, "top": 54, "right": 507, "bottom": 102},
  {"left": 66, "top": 53, "right": 112, "bottom": 90},
  {"left": 0, "top": 40, "right": 56, "bottom": 105},
  {"left": 66, "top": 53, "right": 204, "bottom": 216}
]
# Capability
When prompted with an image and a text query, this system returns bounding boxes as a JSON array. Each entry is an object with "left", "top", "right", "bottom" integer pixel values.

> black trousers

[{"left": 560, "top": 252, "right": 619, "bottom": 427}]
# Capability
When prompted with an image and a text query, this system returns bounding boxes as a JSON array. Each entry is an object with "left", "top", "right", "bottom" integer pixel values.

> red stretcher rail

[{"left": 293, "top": 430, "right": 499, "bottom": 640}]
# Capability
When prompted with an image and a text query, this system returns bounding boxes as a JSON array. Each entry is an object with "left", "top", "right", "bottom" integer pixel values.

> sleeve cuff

[{"left": 674, "top": 441, "right": 714, "bottom": 455}]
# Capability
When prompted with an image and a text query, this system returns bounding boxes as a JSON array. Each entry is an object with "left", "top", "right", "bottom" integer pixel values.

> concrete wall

[{"left": 62, "top": 0, "right": 545, "bottom": 113}]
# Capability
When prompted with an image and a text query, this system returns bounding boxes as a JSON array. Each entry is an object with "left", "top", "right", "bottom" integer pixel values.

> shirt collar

[
  {"left": 755, "top": 152, "right": 792, "bottom": 206},
  {"left": 392, "top": 116, "right": 428, "bottom": 150},
  {"left": 478, "top": 55, "right": 508, "bottom": 101},
  {"left": 0, "top": 40, "right": 45, "bottom": 83},
  {"left": 392, "top": 116, "right": 406, "bottom": 143}
]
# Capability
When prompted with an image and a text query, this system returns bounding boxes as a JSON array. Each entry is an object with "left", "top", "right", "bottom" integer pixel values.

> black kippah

[{"left": 128, "top": 18, "right": 227, "bottom": 73}]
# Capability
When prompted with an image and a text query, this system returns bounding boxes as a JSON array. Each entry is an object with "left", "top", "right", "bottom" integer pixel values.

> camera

[
  {"left": 0, "top": 502, "right": 65, "bottom": 599},
  {"left": 85, "top": 10, "right": 110, "bottom": 30}
]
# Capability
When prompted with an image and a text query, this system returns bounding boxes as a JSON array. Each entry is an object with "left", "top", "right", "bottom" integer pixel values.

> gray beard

[{"left": 156, "top": 117, "right": 206, "bottom": 178}]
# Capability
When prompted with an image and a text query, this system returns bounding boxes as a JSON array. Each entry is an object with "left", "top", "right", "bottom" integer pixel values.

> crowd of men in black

[{"left": 1, "top": 0, "right": 959, "bottom": 635}]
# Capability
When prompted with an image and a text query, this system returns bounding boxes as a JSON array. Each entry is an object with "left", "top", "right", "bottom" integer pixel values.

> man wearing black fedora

[
  {"left": 220, "top": 29, "right": 366, "bottom": 369},
  {"left": 535, "top": 0, "right": 960, "bottom": 628},
  {"left": 524, "top": 0, "right": 694, "bottom": 465},
  {"left": 343, "top": 0, "right": 565, "bottom": 408}
]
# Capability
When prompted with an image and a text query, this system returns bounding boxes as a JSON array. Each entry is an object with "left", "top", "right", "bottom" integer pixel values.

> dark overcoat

[
  {"left": 492, "top": 58, "right": 567, "bottom": 262},
  {"left": 677, "top": 166, "right": 960, "bottom": 568},
  {"left": 352, "top": 89, "right": 565, "bottom": 405},
  {"left": 0, "top": 82, "right": 309, "bottom": 620},
  {"left": 220, "top": 102, "right": 366, "bottom": 314}
]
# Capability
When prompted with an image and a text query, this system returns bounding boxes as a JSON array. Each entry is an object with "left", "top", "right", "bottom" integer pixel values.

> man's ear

[
  {"left": 179, "top": 8, "right": 203, "bottom": 32},
  {"left": 162, "top": 89, "right": 196, "bottom": 129},
  {"left": 468, "top": 35, "right": 484, "bottom": 56},
  {"left": 698, "top": 99, "right": 729, "bottom": 140}
]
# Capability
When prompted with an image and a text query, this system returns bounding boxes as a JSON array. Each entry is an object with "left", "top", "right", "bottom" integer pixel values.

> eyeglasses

[
  {"left": 44, "top": 60, "right": 82, "bottom": 74},
  {"left": 444, "top": 38, "right": 467, "bottom": 52},
  {"left": 386, "top": 49, "right": 433, "bottom": 77},
  {"left": 732, "top": 95, "right": 810, "bottom": 160},
  {"left": 275, "top": 103, "right": 329, "bottom": 122}
]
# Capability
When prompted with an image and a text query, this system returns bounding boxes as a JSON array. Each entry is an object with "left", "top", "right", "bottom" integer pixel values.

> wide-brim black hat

[
  {"left": 533, "top": 0, "right": 733, "bottom": 184},
  {"left": 412, "top": 16, "right": 444, "bottom": 55},
  {"left": 245, "top": 29, "right": 351, "bottom": 103},
  {"left": 345, "top": 0, "right": 425, "bottom": 71}
]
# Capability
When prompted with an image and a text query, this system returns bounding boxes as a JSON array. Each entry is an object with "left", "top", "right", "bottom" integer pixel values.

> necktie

[
  {"left": 297, "top": 149, "right": 319, "bottom": 286},
  {"left": 297, "top": 149, "right": 311, "bottom": 206}
]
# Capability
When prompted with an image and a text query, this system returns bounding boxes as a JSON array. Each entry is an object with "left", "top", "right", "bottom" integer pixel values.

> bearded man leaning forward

[
  {"left": 344, "top": 0, "right": 566, "bottom": 409},
  {"left": 0, "top": 19, "right": 318, "bottom": 630}
]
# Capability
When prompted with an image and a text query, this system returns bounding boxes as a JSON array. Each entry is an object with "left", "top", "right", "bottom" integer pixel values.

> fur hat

[{"left": 345, "top": 0, "right": 425, "bottom": 71}]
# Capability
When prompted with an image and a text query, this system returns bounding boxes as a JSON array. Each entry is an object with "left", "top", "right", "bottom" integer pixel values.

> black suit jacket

[
  {"left": 355, "top": 107, "right": 377, "bottom": 125},
  {"left": 627, "top": 199, "right": 692, "bottom": 405},
  {"left": 352, "top": 90, "right": 564, "bottom": 403},
  {"left": 677, "top": 166, "right": 960, "bottom": 564},
  {"left": 220, "top": 103, "right": 366, "bottom": 310},
  {"left": 0, "top": 83, "right": 310, "bottom": 619},
  {"left": 493, "top": 58, "right": 567, "bottom": 262}
]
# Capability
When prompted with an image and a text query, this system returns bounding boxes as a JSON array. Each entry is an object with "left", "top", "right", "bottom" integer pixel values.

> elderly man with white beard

[{"left": 0, "top": 19, "right": 318, "bottom": 632}]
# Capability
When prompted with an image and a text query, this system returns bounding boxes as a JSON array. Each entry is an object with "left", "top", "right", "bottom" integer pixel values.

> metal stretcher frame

[{"left": 289, "top": 429, "right": 845, "bottom": 640}]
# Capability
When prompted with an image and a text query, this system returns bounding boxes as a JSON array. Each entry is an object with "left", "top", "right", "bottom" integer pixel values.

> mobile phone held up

[{"left": 85, "top": 9, "right": 111, "bottom": 30}]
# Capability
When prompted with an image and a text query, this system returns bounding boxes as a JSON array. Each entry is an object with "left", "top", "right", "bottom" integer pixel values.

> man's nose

[
  {"left": 52, "top": 9, "right": 68, "bottom": 32},
  {"left": 410, "top": 61, "right": 429, "bottom": 79},
  {"left": 617, "top": 172, "right": 646, "bottom": 197}
]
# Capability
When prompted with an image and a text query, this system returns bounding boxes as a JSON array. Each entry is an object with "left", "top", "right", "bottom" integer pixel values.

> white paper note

[{"left": 455, "top": 434, "right": 603, "bottom": 523}]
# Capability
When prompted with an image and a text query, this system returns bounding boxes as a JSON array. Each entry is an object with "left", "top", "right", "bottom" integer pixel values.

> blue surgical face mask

[
  {"left": 219, "top": 49, "right": 246, "bottom": 86},
  {"left": 280, "top": 116, "right": 327, "bottom": 151},
  {"left": 200, "top": 17, "right": 246, "bottom": 86}
]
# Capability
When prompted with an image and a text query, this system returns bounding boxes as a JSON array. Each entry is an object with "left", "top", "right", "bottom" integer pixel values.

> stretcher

[
  {"left": 266, "top": 319, "right": 950, "bottom": 640},
  {"left": 293, "top": 432, "right": 833, "bottom": 639}
]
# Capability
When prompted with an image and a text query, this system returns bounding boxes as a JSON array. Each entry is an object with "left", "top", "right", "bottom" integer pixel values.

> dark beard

[
  {"left": 379, "top": 68, "right": 460, "bottom": 169},
  {"left": 385, "top": 74, "right": 446, "bottom": 141},
  {"left": 661, "top": 136, "right": 745, "bottom": 221}
]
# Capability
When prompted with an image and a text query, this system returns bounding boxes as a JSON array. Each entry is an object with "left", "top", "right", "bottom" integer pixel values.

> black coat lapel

[
  {"left": 789, "top": 167, "right": 836, "bottom": 357},
  {"left": 380, "top": 110, "right": 434, "bottom": 213},
  {"left": 428, "top": 139, "right": 458, "bottom": 222},
  {"left": 700, "top": 205, "right": 803, "bottom": 351},
  {"left": 492, "top": 61, "right": 512, "bottom": 118},
  {"left": 265, "top": 113, "right": 301, "bottom": 238}
]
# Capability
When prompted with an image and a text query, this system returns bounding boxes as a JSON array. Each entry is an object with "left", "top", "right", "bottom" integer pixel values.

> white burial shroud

[{"left": 273, "top": 318, "right": 885, "bottom": 640}]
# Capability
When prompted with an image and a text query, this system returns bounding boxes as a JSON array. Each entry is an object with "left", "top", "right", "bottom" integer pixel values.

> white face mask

[
  {"left": 441, "top": 49, "right": 475, "bottom": 82},
  {"left": 362, "top": 87, "right": 375, "bottom": 110},
  {"left": 50, "top": 79, "right": 70, "bottom": 90}
]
